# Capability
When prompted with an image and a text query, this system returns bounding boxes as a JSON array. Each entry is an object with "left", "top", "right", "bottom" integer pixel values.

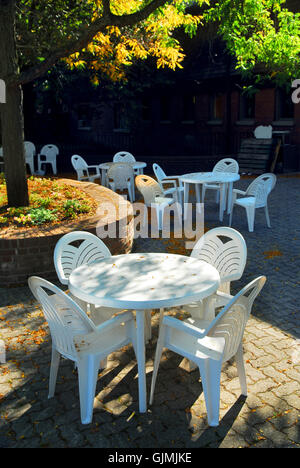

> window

[
  {"left": 113, "top": 103, "right": 129, "bottom": 130},
  {"left": 210, "top": 93, "right": 223, "bottom": 121},
  {"left": 275, "top": 88, "right": 294, "bottom": 120},
  {"left": 239, "top": 92, "right": 255, "bottom": 120},
  {"left": 160, "top": 96, "right": 172, "bottom": 122},
  {"left": 77, "top": 104, "right": 92, "bottom": 130},
  {"left": 141, "top": 97, "right": 151, "bottom": 121},
  {"left": 182, "top": 95, "right": 196, "bottom": 122}
]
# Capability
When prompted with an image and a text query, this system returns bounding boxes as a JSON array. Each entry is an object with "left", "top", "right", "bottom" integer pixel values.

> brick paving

[{"left": 0, "top": 174, "right": 300, "bottom": 448}]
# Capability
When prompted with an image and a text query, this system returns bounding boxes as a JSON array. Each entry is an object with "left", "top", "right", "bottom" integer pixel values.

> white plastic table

[
  {"left": 179, "top": 172, "right": 240, "bottom": 221},
  {"left": 68, "top": 252, "right": 220, "bottom": 413},
  {"left": 99, "top": 161, "right": 147, "bottom": 187}
]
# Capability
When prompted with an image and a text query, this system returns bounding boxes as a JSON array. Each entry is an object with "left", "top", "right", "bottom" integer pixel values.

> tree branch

[{"left": 10, "top": 0, "right": 170, "bottom": 86}]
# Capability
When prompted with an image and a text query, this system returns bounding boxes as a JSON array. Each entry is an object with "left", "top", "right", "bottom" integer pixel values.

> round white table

[
  {"left": 180, "top": 172, "right": 240, "bottom": 221},
  {"left": 68, "top": 252, "right": 220, "bottom": 413},
  {"left": 99, "top": 161, "right": 147, "bottom": 187}
]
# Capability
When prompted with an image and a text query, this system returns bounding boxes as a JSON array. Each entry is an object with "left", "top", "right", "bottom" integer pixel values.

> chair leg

[
  {"left": 48, "top": 347, "right": 60, "bottom": 398},
  {"left": 198, "top": 358, "right": 222, "bottom": 427},
  {"left": 245, "top": 206, "right": 255, "bottom": 232},
  {"left": 235, "top": 343, "right": 247, "bottom": 396},
  {"left": 265, "top": 205, "right": 271, "bottom": 228},
  {"left": 156, "top": 206, "right": 163, "bottom": 231},
  {"left": 77, "top": 355, "right": 100, "bottom": 424}
]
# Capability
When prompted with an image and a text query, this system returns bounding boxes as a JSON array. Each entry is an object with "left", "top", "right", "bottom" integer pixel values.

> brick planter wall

[{"left": 0, "top": 180, "right": 134, "bottom": 287}]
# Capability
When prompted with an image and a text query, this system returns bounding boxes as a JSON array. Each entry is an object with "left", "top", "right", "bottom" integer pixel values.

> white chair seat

[
  {"left": 153, "top": 196, "right": 174, "bottom": 206},
  {"left": 235, "top": 196, "right": 256, "bottom": 207}
]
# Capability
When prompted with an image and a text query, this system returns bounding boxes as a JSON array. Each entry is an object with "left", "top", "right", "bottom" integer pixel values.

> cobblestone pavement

[{"left": 0, "top": 175, "right": 300, "bottom": 448}]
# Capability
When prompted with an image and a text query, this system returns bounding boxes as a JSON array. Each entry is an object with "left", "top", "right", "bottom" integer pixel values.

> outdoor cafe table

[
  {"left": 179, "top": 172, "right": 240, "bottom": 221},
  {"left": 99, "top": 161, "right": 147, "bottom": 187},
  {"left": 68, "top": 252, "right": 220, "bottom": 413}
]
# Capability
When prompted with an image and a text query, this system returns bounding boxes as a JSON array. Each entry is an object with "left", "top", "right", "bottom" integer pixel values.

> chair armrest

[
  {"left": 87, "top": 165, "right": 101, "bottom": 175},
  {"left": 162, "top": 176, "right": 184, "bottom": 188},
  {"left": 162, "top": 316, "right": 208, "bottom": 339},
  {"left": 233, "top": 189, "right": 246, "bottom": 196},
  {"left": 163, "top": 187, "right": 177, "bottom": 196},
  {"left": 95, "top": 310, "right": 134, "bottom": 334},
  {"left": 161, "top": 179, "right": 177, "bottom": 189}
]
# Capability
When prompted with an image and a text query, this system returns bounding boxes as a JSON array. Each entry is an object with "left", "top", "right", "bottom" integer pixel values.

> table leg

[
  {"left": 195, "top": 183, "right": 201, "bottom": 213},
  {"left": 219, "top": 183, "right": 226, "bottom": 222},
  {"left": 135, "top": 310, "right": 147, "bottom": 413},
  {"left": 202, "top": 296, "right": 216, "bottom": 322},
  {"left": 227, "top": 182, "right": 233, "bottom": 214}
]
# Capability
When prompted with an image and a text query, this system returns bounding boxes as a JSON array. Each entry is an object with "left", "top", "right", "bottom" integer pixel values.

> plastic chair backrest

[
  {"left": 113, "top": 151, "right": 136, "bottom": 163},
  {"left": 207, "top": 276, "right": 266, "bottom": 361},
  {"left": 135, "top": 174, "right": 164, "bottom": 205},
  {"left": 107, "top": 163, "right": 134, "bottom": 190},
  {"left": 24, "top": 141, "right": 36, "bottom": 158},
  {"left": 71, "top": 155, "right": 88, "bottom": 170},
  {"left": 54, "top": 231, "right": 111, "bottom": 285},
  {"left": 71, "top": 155, "right": 88, "bottom": 179},
  {"left": 153, "top": 163, "right": 167, "bottom": 182},
  {"left": 213, "top": 158, "right": 239, "bottom": 174},
  {"left": 191, "top": 227, "right": 247, "bottom": 287},
  {"left": 28, "top": 276, "right": 96, "bottom": 360},
  {"left": 245, "top": 173, "right": 276, "bottom": 208},
  {"left": 40, "top": 144, "right": 59, "bottom": 161}
]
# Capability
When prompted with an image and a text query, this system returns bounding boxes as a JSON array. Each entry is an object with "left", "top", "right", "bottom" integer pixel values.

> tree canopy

[{"left": 14, "top": 0, "right": 300, "bottom": 87}]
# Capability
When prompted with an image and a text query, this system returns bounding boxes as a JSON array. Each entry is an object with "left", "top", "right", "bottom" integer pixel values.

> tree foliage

[
  {"left": 204, "top": 0, "right": 300, "bottom": 85},
  {"left": 13, "top": 0, "right": 300, "bottom": 87}
]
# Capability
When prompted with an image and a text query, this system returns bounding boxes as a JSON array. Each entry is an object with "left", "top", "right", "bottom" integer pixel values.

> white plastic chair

[
  {"left": 150, "top": 276, "right": 266, "bottom": 426},
  {"left": 135, "top": 174, "right": 178, "bottom": 231},
  {"left": 37, "top": 144, "right": 59, "bottom": 175},
  {"left": 28, "top": 276, "right": 137, "bottom": 425},
  {"left": 54, "top": 230, "right": 123, "bottom": 323},
  {"left": 202, "top": 158, "right": 239, "bottom": 205},
  {"left": 229, "top": 173, "right": 277, "bottom": 232},
  {"left": 183, "top": 227, "right": 247, "bottom": 321},
  {"left": 113, "top": 151, "right": 142, "bottom": 175},
  {"left": 24, "top": 141, "right": 36, "bottom": 174},
  {"left": 71, "top": 155, "right": 101, "bottom": 183},
  {"left": 153, "top": 163, "right": 184, "bottom": 205},
  {"left": 107, "top": 162, "right": 135, "bottom": 202}
]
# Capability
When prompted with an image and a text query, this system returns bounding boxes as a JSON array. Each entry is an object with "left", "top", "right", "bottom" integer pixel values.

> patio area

[{"left": 0, "top": 174, "right": 299, "bottom": 448}]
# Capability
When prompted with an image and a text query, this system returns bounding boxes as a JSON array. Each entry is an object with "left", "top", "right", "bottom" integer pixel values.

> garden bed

[{"left": 0, "top": 178, "right": 134, "bottom": 287}]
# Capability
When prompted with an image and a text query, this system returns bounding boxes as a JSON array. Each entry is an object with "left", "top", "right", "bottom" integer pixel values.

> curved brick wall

[{"left": 0, "top": 179, "right": 134, "bottom": 287}]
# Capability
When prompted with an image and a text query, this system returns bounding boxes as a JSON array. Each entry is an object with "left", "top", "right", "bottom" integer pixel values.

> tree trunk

[{"left": 0, "top": 0, "right": 29, "bottom": 207}]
